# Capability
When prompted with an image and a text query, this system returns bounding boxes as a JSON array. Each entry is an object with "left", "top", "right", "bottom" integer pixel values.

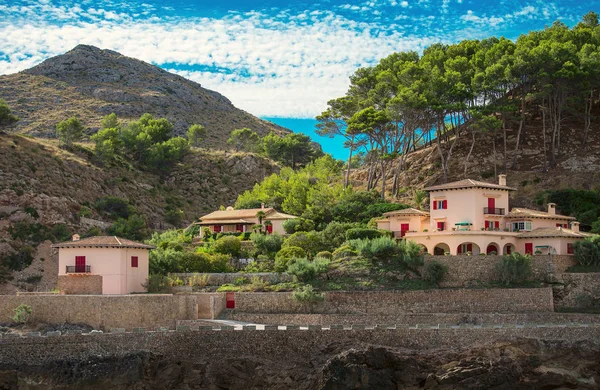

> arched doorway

[
  {"left": 418, "top": 244, "right": 429, "bottom": 255},
  {"left": 434, "top": 243, "right": 450, "bottom": 256},
  {"left": 503, "top": 243, "right": 515, "bottom": 255},
  {"left": 457, "top": 242, "right": 481, "bottom": 255},
  {"left": 486, "top": 243, "right": 499, "bottom": 255}
]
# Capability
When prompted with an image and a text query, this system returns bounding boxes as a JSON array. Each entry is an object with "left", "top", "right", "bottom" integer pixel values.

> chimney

[
  {"left": 72, "top": 234, "right": 80, "bottom": 242},
  {"left": 498, "top": 174, "right": 506, "bottom": 186},
  {"left": 571, "top": 221, "right": 580, "bottom": 232},
  {"left": 547, "top": 203, "right": 556, "bottom": 216},
  {"left": 261, "top": 203, "right": 265, "bottom": 209}
]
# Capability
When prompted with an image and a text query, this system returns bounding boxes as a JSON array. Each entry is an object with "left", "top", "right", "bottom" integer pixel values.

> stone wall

[
  {"left": 554, "top": 273, "right": 600, "bottom": 310},
  {"left": 421, "top": 255, "right": 576, "bottom": 287},
  {"left": 58, "top": 274, "right": 103, "bottom": 295},
  {"left": 0, "top": 326, "right": 598, "bottom": 368},
  {"left": 171, "top": 272, "right": 292, "bottom": 286},
  {"left": 0, "top": 294, "right": 222, "bottom": 329},
  {"left": 231, "top": 288, "right": 554, "bottom": 315}
]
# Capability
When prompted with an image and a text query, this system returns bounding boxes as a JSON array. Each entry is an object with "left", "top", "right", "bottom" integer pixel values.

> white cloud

[{"left": 401, "top": 1, "right": 409, "bottom": 8}]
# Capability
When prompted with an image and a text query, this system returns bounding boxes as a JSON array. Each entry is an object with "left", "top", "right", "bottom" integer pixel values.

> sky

[{"left": 0, "top": 0, "right": 597, "bottom": 159}]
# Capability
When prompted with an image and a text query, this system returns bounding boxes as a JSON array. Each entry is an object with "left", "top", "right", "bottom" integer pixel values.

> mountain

[{"left": 0, "top": 45, "right": 287, "bottom": 146}]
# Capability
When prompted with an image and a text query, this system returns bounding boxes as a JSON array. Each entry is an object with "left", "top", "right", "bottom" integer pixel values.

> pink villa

[
  {"left": 376, "top": 175, "right": 593, "bottom": 256},
  {"left": 197, "top": 205, "right": 297, "bottom": 237},
  {"left": 52, "top": 235, "right": 154, "bottom": 294}
]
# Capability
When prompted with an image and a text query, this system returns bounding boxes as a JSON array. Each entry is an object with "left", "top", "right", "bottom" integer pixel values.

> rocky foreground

[{"left": 0, "top": 339, "right": 598, "bottom": 389}]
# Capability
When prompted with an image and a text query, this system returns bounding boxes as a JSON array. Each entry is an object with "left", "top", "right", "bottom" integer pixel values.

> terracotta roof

[
  {"left": 51, "top": 236, "right": 155, "bottom": 249},
  {"left": 199, "top": 208, "right": 297, "bottom": 221},
  {"left": 197, "top": 219, "right": 253, "bottom": 225},
  {"left": 424, "top": 179, "right": 516, "bottom": 192},
  {"left": 516, "top": 227, "right": 593, "bottom": 239},
  {"left": 507, "top": 208, "right": 576, "bottom": 220},
  {"left": 383, "top": 208, "right": 430, "bottom": 217}
]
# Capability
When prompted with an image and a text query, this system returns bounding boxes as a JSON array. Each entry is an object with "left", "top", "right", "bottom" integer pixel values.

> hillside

[
  {"left": 0, "top": 45, "right": 287, "bottom": 146},
  {"left": 0, "top": 134, "right": 279, "bottom": 293}
]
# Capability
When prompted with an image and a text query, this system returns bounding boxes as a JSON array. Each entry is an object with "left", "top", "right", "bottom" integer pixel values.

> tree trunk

[
  {"left": 380, "top": 158, "right": 386, "bottom": 200},
  {"left": 464, "top": 129, "right": 476, "bottom": 177},
  {"left": 542, "top": 101, "right": 548, "bottom": 172},
  {"left": 584, "top": 89, "right": 592, "bottom": 144},
  {"left": 492, "top": 132, "right": 497, "bottom": 178},
  {"left": 344, "top": 138, "right": 354, "bottom": 188},
  {"left": 511, "top": 93, "right": 526, "bottom": 169}
]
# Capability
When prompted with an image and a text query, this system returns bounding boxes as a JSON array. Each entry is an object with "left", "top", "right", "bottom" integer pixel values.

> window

[
  {"left": 567, "top": 243, "right": 574, "bottom": 254},
  {"left": 131, "top": 256, "right": 138, "bottom": 268},
  {"left": 437, "top": 222, "right": 445, "bottom": 231},
  {"left": 485, "top": 221, "right": 500, "bottom": 230},
  {"left": 556, "top": 223, "right": 568, "bottom": 228},
  {"left": 213, "top": 225, "right": 222, "bottom": 233},
  {"left": 511, "top": 221, "right": 532, "bottom": 232},
  {"left": 433, "top": 200, "right": 447, "bottom": 210},
  {"left": 458, "top": 243, "right": 473, "bottom": 254},
  {"left": 235, "top": 224, "right": 244, "bottom": 232}
]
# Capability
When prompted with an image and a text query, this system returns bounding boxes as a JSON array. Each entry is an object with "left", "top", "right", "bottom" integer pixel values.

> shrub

[
  {"left": 274, "top": 246, "right": 306, "bottom": 272},
  {"left": 94, "top": 196, "right": 136, "bottom": 220},
  {"left": 320, "top": 222, "right": 361, "bottom": 251},
  {"left": 287, "top": 257, "right": 330, "bottom": 282},
  {"left": 496, "top": 253, "right": 533, "bottom": 286},
  {"left": 108, "top": 214, "right": 149, "bottom": 241},
  {"left": 143, "top": 274, "right": 171, "bottom": 293},
  {"left": 425, "top": 261, "right": 448, "bottom": 285},
  {"left": 283, "top": 218, "right": 315, "bottom": 234},
  {"left": 242, "top": 257, "right": 275, "bottom": 273},
  {"left": 345, "top": 228, "right": 382, "bottom": 241},
  {"left": 165, "top": 208, "right": 184, "bottom": 226},
  {"left": 212, "top": 236, "right": 242, "bottom": 257},
  {"left": 12, "top": 304, "right": 32, "bottom": 324},
  {"left": 2, "top": 246, "right": 34, "bottom": 271},
  {"left": 350, "top": 236, "right": 397, "bottom": 260},
  {"left": 251, "top": 233, "right": 283, "bottom": 257},
  {"left": 399, "top": 240, "right": 425, "bottom": 268},
  {"left": 316, "top": 251, "right": 332, "bottom": 260},
  {"left": 234, "top": 276, "right": 250, "bottom": 286},
  {"left": 332, "top": 245, "right": 358, "bottom": 260},
  {"left": 292, "top": 284, "right": 324, "bottom": 303},
  {"left": 50, "top": 224, "right": 71, "bottom": 242},
  {"left": 81, "top": 227, "right": 102, "bottom": 238},
  {"left": 282, "top": 231, "right": 324, "bottom": 257},
  {"left": 0, "top": 265, "right": 13, "bottom": 284},
  {"left": 573, "top": 236, "right": 600, "bottom": 267},
  {"left": 23, "top": 207, "right": 39, "bottom": 219}
]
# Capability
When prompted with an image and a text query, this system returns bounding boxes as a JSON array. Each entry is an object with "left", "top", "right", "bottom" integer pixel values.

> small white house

[{"left": 52, "top": 235, "right": 154, "bottom": 295}]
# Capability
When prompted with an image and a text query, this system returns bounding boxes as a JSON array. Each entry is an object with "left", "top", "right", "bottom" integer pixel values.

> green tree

[
  {"left": 187, "top": 124, "right": 206, "bottom": 147},
  {"left": 107, "top": 214, "right": 149, "bottom": 241},
  {"left": 227, "top": 128, "right": 261, "bottom": 152},
  {"left": 101, "top": 113, "right": 119, "bottom": 130},
  {"left": 0, "top": 99, "right": 19, "bottom": 127},
  {"left": 56, "top": 117, "right": 84, "bottom": 146}
]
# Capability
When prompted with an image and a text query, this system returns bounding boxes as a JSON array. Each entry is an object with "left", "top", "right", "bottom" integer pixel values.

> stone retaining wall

[
  {"left": 232, "top": 288, "right": 554, "bottom": 314},
  {"left": 554, "top": 273, "right": 600, "bottom": 310},
  {"left": 58, "top": 274, "right": 102, "bottom": 295},
  {"left": 171, "top": 272, "right": 292, "bottom": 286},
  {"left": 421, "top": 255, "right": 576, "bottom": 287}
]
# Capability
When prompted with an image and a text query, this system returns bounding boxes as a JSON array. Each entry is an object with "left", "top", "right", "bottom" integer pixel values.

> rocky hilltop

[{"left": 0, "top": 45, "right": 287, "bottom": 146}]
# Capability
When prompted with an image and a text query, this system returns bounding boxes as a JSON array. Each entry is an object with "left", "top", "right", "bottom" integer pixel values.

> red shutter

[
  {"left": 567, "top": 243, "right": 574, "bottom": 254},
  {"left": 467, "top": 244, "right": 472, "bottom": 252},
  {"left": 564, "top": 224, "right": 568, "bottom": 228},
  {"left": 437, "top": 222, "right": 444, "bottom": 231},
  {"left": 213, "top": 225, "right": 222, "bottom": 233},
  {"left": 525, "top": 243, "right": 533, "bottom": 255},
  {"left": 131, "top": 256, "right": 138, "bottom": 268},
  {"left": 75, "top": 256, "right": 86, "bottom": 273},
  {"left": 236, "top": 224, "right": 244, "bottom": 232},
  {"left": 442, "top": 200, "right": 447, "bottom": 209},
  {"left": 556, "top": 223, "right": 561, "bottom": 228},
  {"left": 485, "top": 221, "right": 490, "bottom": 229},
  {"left": 506, "top": 246, "right": 512, "bottom": 255},
  {"left": 495, "top": 221, "right": 500, "bottom": 229},
  {"left": 266, "top": 224, "right": 273, "bottom": 234},
  {"left": 433, "top": 201, "right": 438, "bottom": 210}
]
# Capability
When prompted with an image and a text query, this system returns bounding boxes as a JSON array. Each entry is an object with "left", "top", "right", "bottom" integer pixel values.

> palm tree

[
  {"left": 412, "top": 189, "right": 428, "bottom": 210},
  {"left": 255, "top": 210, "right": 266, "bottom": 234}
]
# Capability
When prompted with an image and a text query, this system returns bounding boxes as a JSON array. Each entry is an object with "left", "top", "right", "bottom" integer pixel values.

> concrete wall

[
  {"left": 0, "top": 294, "right": 222, "bottom": 329},
  {"left": 231, "top": 288, "right": 554, "bottom": 315},
  {"left": 58, "top": 275, "right": 102, "bottom": 295},
  {"left": 420, "top": 254, "right": 577, "bottom": 287}
]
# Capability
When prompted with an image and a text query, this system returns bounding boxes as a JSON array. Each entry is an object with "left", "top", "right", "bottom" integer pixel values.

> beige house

[
  {"left": 197, "top": 205, "right": 297, "bottom": 237},
  {"left": 376, "top": 175, "right": 592, "bottom": 256},
  {"left": 52, "top": 235, "right": 154, "bottom": 295}
]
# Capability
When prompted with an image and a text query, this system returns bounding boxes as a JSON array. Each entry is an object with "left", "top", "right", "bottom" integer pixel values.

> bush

[
  {"left": 332, "top": 245, "right": 358, "bottom": 260},
  {"left": 316, "top": 251, "right": 332, "bottom": 260},
  {"left": 282, "top": 231, "right": 324, "bottom": 257},
  {"left": 274, "top": 246, "right": 306, "bottom": 272},
  {"left": 143, "top": 274, "right": 171, "bottom": 293},
  {"left": 2, "top": 246, "right": 34, "bottom": 271},
  {"left": 425, "top": 261, "right": 448, "bottom": 285},
  {"left": 291, "top": 284, "right": 324, "bottom": 303},
  {"left": 12, "top": 304, "right": 32, "bottom": 324},
  {"left": 350, "top": 236, "right": 397, "bottom": 260},
  {"left": 496, "top": 253, "right": 533, "bottom": 286},
  {"left": 212, "top": 236, "right": 242, "bottom": 257},
  {"left": 242, "top": 257, "right": 275, "bottom": 273},
  {"left": 50, "top": 224, "right": 71, "bottom": 242},
  {"left": 251, "top": 233, "right": 283, "bottom": 257},
  {"left": 345, "top": 228, "right": 382, "bottom": 241},
  {"left": 165, "top": 208, "right": 184, "bottom": 226},
  {"left": 320, "top": 222, "right": 362, "bottom": 251},
  {"left": 283, "top": 218, "right": 315, "bottom": 234},
  {"left": 399, "top": 240, "right": 425, "bottom": 268},
  {"left": 287, "top": 257, "right": 330, "bottom": 282},
  {"left": 107, "top": 214, "right": 150, "bottom": 241},
  {"left": 94, "top": 196, "right": 136, "bottom": 220},
  {"left": 573, "top": 236, "right": 600, "bottom": 266}
]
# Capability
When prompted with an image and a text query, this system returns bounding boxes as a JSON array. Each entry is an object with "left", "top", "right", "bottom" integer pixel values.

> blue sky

[{"left": 0, "top": 0, "right": 597, "bottom": 159}]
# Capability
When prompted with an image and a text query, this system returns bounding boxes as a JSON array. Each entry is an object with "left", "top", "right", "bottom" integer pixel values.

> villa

[
  {"left": 52, "top": 235, "right": 154, "bottom": 294},
  {"left": 376, "top": 175, "right": 592, "bottom": 256},
  {"left": 197, "top": 204, "right": 297, "bottom": 237}
]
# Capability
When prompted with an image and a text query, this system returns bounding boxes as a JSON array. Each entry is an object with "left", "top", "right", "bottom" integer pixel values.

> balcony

[
  {"left": 483, "top": 207, "right": 505, "bottom": 215},
  {"left": 66, "top": 265, "right": 91, "bottom": 274}
]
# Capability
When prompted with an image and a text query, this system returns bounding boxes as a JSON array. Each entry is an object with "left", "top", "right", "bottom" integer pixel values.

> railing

[
  {"left": 66, "top": 265, "right": 91, "bottom": 273},
  {"left": 392, "top": 231, "right": 407, "bottom": 238},
  {"left": 483, "top": 207, "right": 505, "bottom": 215}
]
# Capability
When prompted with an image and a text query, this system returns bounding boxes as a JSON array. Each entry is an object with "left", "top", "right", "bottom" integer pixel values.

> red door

[
  {"left": 525, "top": 243, "right": 533, "bottom": 255},
  {"left": 75, "top": 256, "right": 86, "bottom": 273},
  {"left": 226, "top": 292, "right": 235, "bottom": 309},
  {"left": 266, "top": 224, "right": 273, "bottom": 234},
  {"left": 400, "top": 223, "right": 409, "bottom": 237},
  {"left": 488, "top": 197, "right": 495, "bottom": 213}
]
